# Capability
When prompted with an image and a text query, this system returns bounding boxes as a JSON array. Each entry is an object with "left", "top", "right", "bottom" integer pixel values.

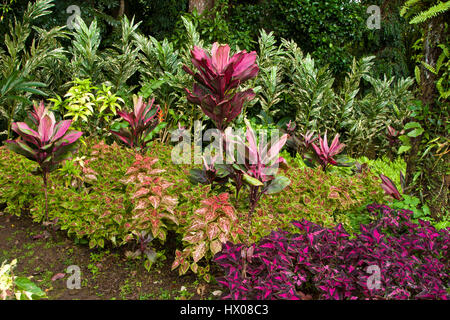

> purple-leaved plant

[
  {"left": 214, "top": 203, "right": 449, "bottom": 300},
  {"left": 379, "top": 174, "right": 404, "bottom": 201}
]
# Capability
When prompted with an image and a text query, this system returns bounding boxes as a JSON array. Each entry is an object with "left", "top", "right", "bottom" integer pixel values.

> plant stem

[
  {"left": 7, "top": 102, "right": 17, "bottom": 140},
  {"left": 43, "top": 172, "right": 48, "bottom": 222}
]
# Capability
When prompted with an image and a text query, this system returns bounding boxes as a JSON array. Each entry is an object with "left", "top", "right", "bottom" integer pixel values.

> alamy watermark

[
  {"left": 366, "top": 5, "right": 381, "bottom": 30},
  {"left": 66, "top": 265, "right": 81, "bottom": 289},
  {"left": 366, "top": 265, "right": 381, "bottom": 290},
  {"left": 66, "top": 5, "right": 81, "bottom": 30}
]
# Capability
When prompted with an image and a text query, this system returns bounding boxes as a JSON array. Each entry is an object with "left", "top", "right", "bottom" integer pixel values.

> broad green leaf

[
  {"left": 264, "top": 176, "right": 291, "bottom": 194},
  {"left": 404, "top": 122, "right": 421, "bottom": 130},
  {"left": 89, "top": 239, "right": 97, "bottom": 248},
  {"left": 243, "top": 174, "right": 263, "bottom": 187},
  {"left": 398, "top": 135, "right": 410, "bottom": 145},
  {"left": 14, "top": 277, "right": 46, "bottom": 299},
  {"left": 407, "top": 128, "right": 424, "bottom": 137}
]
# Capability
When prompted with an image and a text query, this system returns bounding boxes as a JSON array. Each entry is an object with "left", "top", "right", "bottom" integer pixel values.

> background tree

[
  {"left": 400, "top": 0, "right": 449, "bottom": 217},
  {"left": 189, "top": 0, "right": 214, "bottom": 14}
]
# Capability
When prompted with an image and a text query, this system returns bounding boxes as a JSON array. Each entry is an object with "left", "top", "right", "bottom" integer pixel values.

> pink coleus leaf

[{"left": 192, "top": 241, "right": 207, "bottom": 263}]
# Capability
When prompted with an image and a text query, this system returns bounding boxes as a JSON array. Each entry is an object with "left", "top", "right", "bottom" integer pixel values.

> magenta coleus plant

[
  {"left": 183, "top": 42, "right": 259, "bottom": 131},
  {"left": 214, "top": 203, "right": 449, "bottom": 300},
  {"left": 110, "top": 96, "right": 160, "bottom": 153}
]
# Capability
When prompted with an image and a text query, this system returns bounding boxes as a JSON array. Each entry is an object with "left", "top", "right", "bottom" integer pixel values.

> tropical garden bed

[{"left": 0, "top": 0, "right": 448, "bottom": 301}]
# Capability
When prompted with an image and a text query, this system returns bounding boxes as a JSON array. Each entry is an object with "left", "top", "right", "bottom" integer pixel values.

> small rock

[{"left": 212, "top": 290, "right": 222, "bottom": 297}]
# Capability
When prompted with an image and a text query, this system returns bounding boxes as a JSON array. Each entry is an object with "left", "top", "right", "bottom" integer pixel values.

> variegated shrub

[
  {"left": 122, "top": 153, "right": 179, "bottom": 242},
  {"left": 172, "top": 193, "right": 245, "bottom": 282}
]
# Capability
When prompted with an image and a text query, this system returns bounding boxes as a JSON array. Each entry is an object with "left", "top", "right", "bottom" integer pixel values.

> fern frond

[
  {"left": 410, "top": 1, "right": 450, "bottom": 24},
  {"left": 400, "top": 0, "right": 422, "bottom": 17}
]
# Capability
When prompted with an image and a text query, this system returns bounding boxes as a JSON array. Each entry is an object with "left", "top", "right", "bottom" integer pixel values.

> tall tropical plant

[
  {"left": 69, "top": 17, "right": 103, "bottom": 84},
  {"left": 5, "top": 102, "right": 83, "bottom": 221},
  {"left": 183, "top": 42, "right": 259, "bottom": 131},
  {"left": 400, "top": 0, "right": 449, "bottom": 216},
  {"left": 0, "top": 0, "right": 67, "bottom": 139},
  {"left": 282, "top": 42, "right": 335, "bottom": 132},
  {"left": 103, "top": 16, "right": 141, "bottom": 96}
]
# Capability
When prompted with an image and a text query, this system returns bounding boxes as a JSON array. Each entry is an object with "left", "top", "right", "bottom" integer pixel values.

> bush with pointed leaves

[
  {"left": 5, "top": 101, "right": 82, "bottom": 220},
  {"left": 110, "top": 96, "right": 160, "bottom": 153},
  {"left": 183, "top": 42, "right": 259, "bottom": 130},
  {"left": 311, "top": 132, "right": 345, "bottom": 171}
]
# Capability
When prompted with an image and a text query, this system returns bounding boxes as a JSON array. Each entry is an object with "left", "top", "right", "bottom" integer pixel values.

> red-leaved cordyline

[
  {"left": 286, "top": 120, "right": 296, "bottom": 135},
  {"left": 226, "top": 119, "right": 290, "bottom": 234},
  {"left": 386, "top": 125, "right": 404, "bottom": 147},
  {"left": 183, "top": 42, "right": 259, "bottom": 131},
  {"left": 379, "top": 174, "right": 403, "bottom": 201},
  {"left": 29, "top": 100, "right": 48, "bottom": 127},
  {"left": 301, "top": 131, "right": 318, "bottom": 149},
  {"left": 311, "top": 131, "right": 345, "bottom": 171},
  {"left": 5, "top": 101, "right": 83, "bottom": 221},
  {"left": 110, "top": 96, "right": 160, "bottom": 154}
]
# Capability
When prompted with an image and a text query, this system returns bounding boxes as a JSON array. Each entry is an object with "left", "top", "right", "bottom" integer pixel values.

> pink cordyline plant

[
  {"left": 311, "top": 131, "right": 345, "bottom": 171},
  {"left": 226, "top": 119, "right": 290, "bottom": 216},
  {"left": 301, "top": 131, "right": 318, "bottom": 150},
  {"left": 29, "top": 100, "right": 47, "bottom": 126},
  {"left": 183, "top": 42, "right": 259, "bottom": 131},
  {"left": 379, "top": 174, "right": 404, "bottom": 201},
  {"left": 285, "top": 120, "right": 296, "bottom": 135},
  {"left": 5, "top": 101, "right": 83, "bottom": 221},
  {"left": 110, "top": 96, "right": 160, "bottom": 153},
  {"left": 386, "top": 125, "right": 404, "bottom": 147}
]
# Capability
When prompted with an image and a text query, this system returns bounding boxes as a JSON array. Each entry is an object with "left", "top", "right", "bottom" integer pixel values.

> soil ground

[{"left": 0, "top": 212, "right": 221, "bottom": 300}]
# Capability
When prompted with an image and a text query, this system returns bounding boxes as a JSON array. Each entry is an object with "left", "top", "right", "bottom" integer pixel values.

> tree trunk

[
  {"left": 189, "top": 0, "right": 214, "bottom": 14},
  {"left": 118, "top": 0, "right": 125, "bottom": 17},
  {"left": 405, "top": 15, "right": 448, "bottom": 217}
]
